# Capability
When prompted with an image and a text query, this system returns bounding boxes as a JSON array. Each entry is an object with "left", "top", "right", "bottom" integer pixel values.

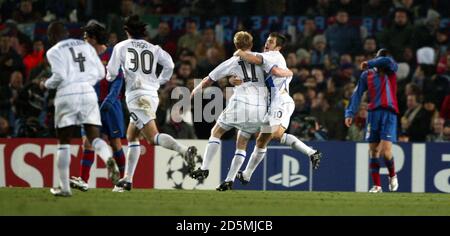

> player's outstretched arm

[
  {"left": 234, "top": 49, "right": 263, "bottom": 65},
  {"left": 271, "top": 66, "right": 293, "bottom": 77},
  {"left": 190, "top": 76, "right": 214, "bottom": 99}
]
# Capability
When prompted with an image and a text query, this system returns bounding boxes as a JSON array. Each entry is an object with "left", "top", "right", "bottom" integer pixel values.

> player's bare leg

[
  {"left": 368, "top": 142, "right": 383, "bottom": 193},
  {"left": 380, "top": 140, "right": 398, "bottom": 191},
  {"left": 272, "top": 126, "right": 322, "bottom": 170},
  {"left": 142, "top": 120, "right": 197, "bottom": 171},
  {"left": 217, "top": 131, "right": 250, "bottom": 191},
  {"left": 191, "top": 124, "right": 228, "bottom": 180},
  {"left": 51, "top": 126, "right": 78, "bottom": 197},
  {"left": 238, "top": 130, "right": 273, "bottom": 184}
]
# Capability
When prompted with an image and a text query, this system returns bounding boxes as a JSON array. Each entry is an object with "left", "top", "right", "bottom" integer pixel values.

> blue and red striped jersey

[
  {"left": 345, "top": 56, "right": 399, "bottom": 117},
  {"left": 94, "top": 47, "right": 124, "bottom": 102}
]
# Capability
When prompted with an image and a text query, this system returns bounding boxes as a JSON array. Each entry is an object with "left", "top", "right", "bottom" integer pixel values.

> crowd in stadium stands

[{"left": 0, "top": 0, "right": 449, "bottom": 142}]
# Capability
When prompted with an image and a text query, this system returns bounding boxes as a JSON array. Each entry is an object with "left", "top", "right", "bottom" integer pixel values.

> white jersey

[
  {"left": 208, "top": 53, "right": 267, "bottom": 105},
  {"left": 258, "top": 50, "right": 295, "bottom": 129},
  {"left": 106, "top": 39, "right": 174, "bottom": 101},
  {"left": 210, "top": 53, "right": 269, "bottom": 134},
  {"left": 45, "top": 38, "right": 105, "bottom": 95},
  {"left": 259, "top": 50, "right": 292, "bottom": 93}
]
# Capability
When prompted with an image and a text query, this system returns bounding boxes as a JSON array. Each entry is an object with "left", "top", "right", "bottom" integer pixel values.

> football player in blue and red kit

[
  {"left": 345, "top": 49, "right": 399, "bottom": 193},
  {"left": 70, "top": 22, "right": 126, "bottom": 191}
]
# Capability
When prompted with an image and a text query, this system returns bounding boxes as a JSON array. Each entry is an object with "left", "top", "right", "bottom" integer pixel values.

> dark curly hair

[
  {"left": 124, "top": 15, "right": 147, "bottom": 39},
  {"left": 83, "top": 22, "right": 108, "bottom": 45}
]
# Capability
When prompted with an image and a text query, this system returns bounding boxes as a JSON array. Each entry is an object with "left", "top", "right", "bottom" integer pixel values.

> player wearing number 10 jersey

[
  {"left": 106, "top": 15, "right": 198, "bottom": 192},
  {"left": 189, "top": 31, "right": 293, "bottom": 190}
]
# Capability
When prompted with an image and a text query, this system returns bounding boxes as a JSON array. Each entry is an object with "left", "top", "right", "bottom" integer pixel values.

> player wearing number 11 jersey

[
  {"left": 189, "top": 31, "right": 293, "bottom": 190},
  {"left": 106, "top": 15, "right": 198, "bottom": 192}
]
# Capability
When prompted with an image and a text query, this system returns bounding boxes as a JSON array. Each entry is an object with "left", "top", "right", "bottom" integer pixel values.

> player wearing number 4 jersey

[
  {"left": 106, "top": 15, "right": 198, "bottom": 192},
  {"left": 42, "top": 22, "right": 113, "bottom": 197}
]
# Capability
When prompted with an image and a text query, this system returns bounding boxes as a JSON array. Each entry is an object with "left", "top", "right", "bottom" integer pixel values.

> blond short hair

[{"left": 234, "top": 31, "right": 253, "bottom": 50}]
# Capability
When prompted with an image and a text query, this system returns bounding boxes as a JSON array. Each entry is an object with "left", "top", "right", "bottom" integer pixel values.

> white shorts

[
  {"left": 267, "top": 93, "right": 295, "bottom": 129},
  {"left": 54, "top": 91, "right": 101, "bottom": 128},
  {"left": 217, "top": 98, "right": 268, "bottom": 135},
  {"left": 127, "top": 95, "right": 159, "bottom": 129}
]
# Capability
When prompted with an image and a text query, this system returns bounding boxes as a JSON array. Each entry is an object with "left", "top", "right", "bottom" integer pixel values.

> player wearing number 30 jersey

[{"left": 106, "top": 15, "right": 198, "bottom": 192}]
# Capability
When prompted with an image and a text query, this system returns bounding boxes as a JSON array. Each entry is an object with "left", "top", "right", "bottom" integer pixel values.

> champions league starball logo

[{"left": 166, "top": 153, "right": 204, "bottom": 189}]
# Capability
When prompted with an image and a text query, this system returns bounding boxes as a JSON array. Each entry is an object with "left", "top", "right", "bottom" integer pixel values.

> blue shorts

[
  {"left": 80, "top": 101, "right": 125, "bottom": 139},
  {"left": 365, "top": 109, "right": 397, "bottom": 143}
]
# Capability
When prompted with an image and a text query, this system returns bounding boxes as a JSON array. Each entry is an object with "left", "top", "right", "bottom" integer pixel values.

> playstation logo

[{"left": 268, "top": 155, "right": 308, "bottom": 187}]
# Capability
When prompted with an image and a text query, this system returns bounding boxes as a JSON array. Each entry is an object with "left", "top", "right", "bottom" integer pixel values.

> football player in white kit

[
  {"left": 42, "top": 22, "right": 113, "bottom": 197},
  {"left": 189, "top": 31, "right": 293, "bottom": 190},
  {"left": 234, "top": 33, "right": 323, "bottom": 185},
  {"left": 106, "top": 15, "right": 197, "bottom": 192}
]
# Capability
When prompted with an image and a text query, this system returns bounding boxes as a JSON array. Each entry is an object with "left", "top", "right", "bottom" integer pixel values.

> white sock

[
  {"left": 92, "top": 138, "right": 112, "bottom": 163},
  {"left": 200, "top": 137, "right": 221, "bottom": 170},
  {"left": 281, "top": 133, "right": 316, "bottom": 156},
  {"left": 125, "top": 141, "right": 140, "bottom": 183},
  {"left": 57, "top": 144, "right": 71, "bottom": 193},
  {"left": 242, "top": 147, "right": 267, "bottom": 180},
  {"left": 225, "top": 149, "right": 246, "bottom": 182},
  {"left": 154, "top": 133, "right": 188, "bottom": 154}
]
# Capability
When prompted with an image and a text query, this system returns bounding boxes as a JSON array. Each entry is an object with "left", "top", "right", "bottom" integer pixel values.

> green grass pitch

[{"left": 1, "top": 188, "right": 449, "bottom": 216}]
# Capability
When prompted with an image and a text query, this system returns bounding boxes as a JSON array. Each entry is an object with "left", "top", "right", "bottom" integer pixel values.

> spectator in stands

[
  {"left": 424, "top": 96, "right": 441, "bottom": 128},
  {"left": 392, "top": 0, "right": 427, "bottom": 19},
  {"left": 362, "top": 0, "right": 392, "bottom": 17},
  {"left": 325, "top": 9, "right": 361, "bottom": 56},
  {"left": 176, "top": 60, "right": 194, "bottom": 83},
  {"left": 310, "top": 34, "right": 335, "bottom": 69},
  {"left": 0, "top": 116, "right": 10, "bottom": 137},
  {"left": 0, "top": 71, "right": 22, "bottom": 123},
  {"left": 435, "top": 28, "right": 449, "bottom": 60},
  {"left": 12, "top": 0, "right": 42, "bottom": 23},
  {"left": 23, "top": 38, "right": 44, "bottom": 80},
  {"left": 401, "top": 46, "right": 417, "bottom": 70},
  {"left": 443, "top": 120, "right": 450, "bottom": 142},
  {"left": 197, "top": 47, "right": 223, "bottom": 78},
  {"left": 151, "top": 21, "right": 177, "bottom": 57},
  {"left": 333, "top": 0, "right": 361, "bottom": 16},
  {"left": 306, "top": 0, "right": 335, "bottom": 17},
  {"left": 195, "top": 28, "right": 225, "bottom": 62},
  {"left": 440, "top": 94, "right": 450, "bottom": 120},
  {"left": 311, "top": 93, "right": 345, "bottom": 140},
  {"left": 401, "top": 94, "right": 431, "bottom": 142},
  {"left": 0, "top": 30, "right": 24, "bottom": 88},
  {"left": 331, "top": 62, "right": 355, "bottom": 89},
  {"left": 286, "top": 52, "right": 298, "bottom": 68},
  {"left": 413, "top": 9, "right": 440, "bottom": 49},
  {"left": 177, "top": 21, "right": 202, "bottom": 55},
  {"left": 426, "top": 117, "right": 445, "bottom": 142},
  {"left": 346, "top": 102, "right": 368, "bottom": 141},
  {"left": 363, "top": 36, "right": 378, "bottom": 59},
  {"left": 161, "top": 106, "right": 197, "bottom": 139},
  {"left": 377, "top": 8, "right": 414, "bottom": 60},
  {"left": 297, "top": 18, "right": 319, "bottom": 50},
  {"left": 107, "top": 0, "right": 134, "bottom": 41}
]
